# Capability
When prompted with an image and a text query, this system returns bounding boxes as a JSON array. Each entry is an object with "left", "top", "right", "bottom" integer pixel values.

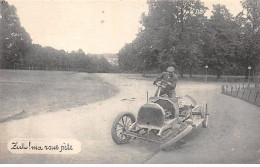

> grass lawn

[{"left": 0, "top": 70, "right": 118, "bottom": 122}]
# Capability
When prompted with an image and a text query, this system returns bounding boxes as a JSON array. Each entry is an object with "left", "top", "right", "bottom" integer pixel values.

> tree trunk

[
  {"left": 245, "top": 69, "right": 248, "bottom": 79},
  {"left": 189, "top": 65, "right": 192, "bottom": 77},
  {"left": 217, "top": 70, "right": 221, "bottom": 78},
  {"left": 180, "top": 66, "right": 184, "bottom": 78}
]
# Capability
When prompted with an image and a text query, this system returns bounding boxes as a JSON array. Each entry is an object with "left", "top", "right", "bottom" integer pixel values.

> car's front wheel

[{"left": 111, "top": 112, "right": 136, "bottom": 144}]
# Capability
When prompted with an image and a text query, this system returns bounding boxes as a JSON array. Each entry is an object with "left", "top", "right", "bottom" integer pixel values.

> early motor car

[{"left": 111, "top": 80, "right": 209, "bottom": 150}]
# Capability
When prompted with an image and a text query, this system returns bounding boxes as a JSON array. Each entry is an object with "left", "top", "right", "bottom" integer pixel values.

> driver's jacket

[{"left": 155, "top": 72, "right": 178, "bottom": 90}]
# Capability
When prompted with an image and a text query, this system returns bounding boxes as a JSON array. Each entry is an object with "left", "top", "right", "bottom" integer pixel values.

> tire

[
  {"left": 111, "top": 112, "right": 136, "bottom": 144},
  {"left": 202, "top": 103, "right": 208, "bottom": 128}
]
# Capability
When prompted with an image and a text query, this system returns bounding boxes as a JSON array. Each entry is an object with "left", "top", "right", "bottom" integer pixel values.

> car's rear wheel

[{"left": 111, "top": 112, "right": 136, "bottom": 144}]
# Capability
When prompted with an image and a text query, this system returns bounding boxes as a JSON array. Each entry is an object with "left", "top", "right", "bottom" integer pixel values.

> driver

[{"left": 153, "top": 66, "right": 178, "bottom": 98}]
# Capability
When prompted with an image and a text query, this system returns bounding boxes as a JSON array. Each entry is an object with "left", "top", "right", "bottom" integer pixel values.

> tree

[
  {"left": 236, "top": 0, "right": 260, "bottom": 77},
  {"left": 118, "top": 0, "right": 208, "bottom": 76},
  {"left": 118, "top": 43, "right": 138, "bottom": 71},
  {"left": 0, "top": 0, "right": 32, "bottom": 69},
  {"left": 202, "top": 4, "right": 240, "bottom": 78},
  {"left": 172, "top": 0, "right": 208, "bottom": 77}
]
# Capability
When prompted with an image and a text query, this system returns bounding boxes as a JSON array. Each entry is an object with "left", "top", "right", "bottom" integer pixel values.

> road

[{"left": 0, "top": 73, "right": 259, "bottom": 163}]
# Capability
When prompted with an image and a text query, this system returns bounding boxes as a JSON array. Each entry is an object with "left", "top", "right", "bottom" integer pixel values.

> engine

[
  {"left": 137, "top": 103, "right": 165, "bottom": 127},
  {"left": 154, "top": 99, "right": 178, "bottom": 119}
]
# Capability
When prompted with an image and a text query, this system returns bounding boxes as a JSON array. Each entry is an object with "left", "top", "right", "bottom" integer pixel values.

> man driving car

[{"left": 153, "top": 66, "right": 178, "bottom": 98}]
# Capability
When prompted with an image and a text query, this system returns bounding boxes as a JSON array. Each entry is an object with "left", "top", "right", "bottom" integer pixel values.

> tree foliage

[
  {"left": 203, "top": 4, "right": 240, "bottom": 78},
  {"left": 118, "top": 0, "right": 260, "bottom": 78},
  {"left": 236, "top": 0, "right": 260, "bottom": 76},
  {"left": 0, "top": 0, "right": 32, "bottom": 69}
]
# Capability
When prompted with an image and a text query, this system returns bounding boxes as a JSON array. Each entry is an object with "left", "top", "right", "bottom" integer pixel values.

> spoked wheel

[
  {"left": 202, "top": 103, "right": 209, "bottom": 128},
  {"left": 111, "top": 112, "right": 136, "bottom": 144}
]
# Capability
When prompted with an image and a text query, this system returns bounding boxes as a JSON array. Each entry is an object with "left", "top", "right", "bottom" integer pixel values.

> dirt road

[{"left": 0, "top": 73, "right": 259, "bottom": 163}]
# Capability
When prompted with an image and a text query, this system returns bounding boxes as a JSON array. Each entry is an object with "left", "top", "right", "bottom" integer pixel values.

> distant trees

[
  {"left": 24, "top": 45, "right": 116, "bottom": 72},
  {"left": 118, "top": 0, "right": 260, "bottom": 78},
  {"left": 0, "top": 0, "right": 117, "bottom": 73}
]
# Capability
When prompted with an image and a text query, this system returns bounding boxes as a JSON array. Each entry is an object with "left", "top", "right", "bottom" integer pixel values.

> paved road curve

[{"left": 0, "top": 74, "right": 259, "bottom": 163}]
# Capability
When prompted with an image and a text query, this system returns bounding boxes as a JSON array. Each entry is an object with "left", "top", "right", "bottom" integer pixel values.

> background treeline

[
  {"left": 0, "top": 1, "right": 118, "bottom": 73},
  {"left": 118, "top": 0, "right": 260, "bottom": 78}
]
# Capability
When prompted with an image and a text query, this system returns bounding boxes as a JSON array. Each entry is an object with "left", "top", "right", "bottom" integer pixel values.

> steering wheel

[{"left": 154, "top": 80, "right": 169, "bottom": 88}]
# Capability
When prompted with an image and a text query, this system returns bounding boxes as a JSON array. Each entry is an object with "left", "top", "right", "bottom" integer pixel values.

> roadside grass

[{"left": 0, "top": 70, "right": 118, "bottom": 122}]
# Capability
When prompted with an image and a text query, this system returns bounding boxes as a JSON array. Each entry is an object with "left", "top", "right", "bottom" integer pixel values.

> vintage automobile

[{"left": 111, "top": 80, "right": 209, "bottom": 150}]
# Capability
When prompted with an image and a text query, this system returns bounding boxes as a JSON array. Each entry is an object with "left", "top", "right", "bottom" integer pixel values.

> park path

[{"left": 0, "top": 73, "right": 259, "bottom": 163}]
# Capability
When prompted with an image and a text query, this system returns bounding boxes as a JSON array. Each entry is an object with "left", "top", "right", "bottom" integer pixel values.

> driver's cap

[{"left": 167, "top": 66, "right": 175, "bottom": 72}]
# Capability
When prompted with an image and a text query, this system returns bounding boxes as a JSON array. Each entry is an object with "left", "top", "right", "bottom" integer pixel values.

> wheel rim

[{"left": 116, "top": 115, "right": 133, "bottom": 142}]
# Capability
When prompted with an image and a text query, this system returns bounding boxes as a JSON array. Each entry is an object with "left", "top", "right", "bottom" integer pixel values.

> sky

[{"left": 8, "top": 0, "right": 243, "bottom": 54}]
